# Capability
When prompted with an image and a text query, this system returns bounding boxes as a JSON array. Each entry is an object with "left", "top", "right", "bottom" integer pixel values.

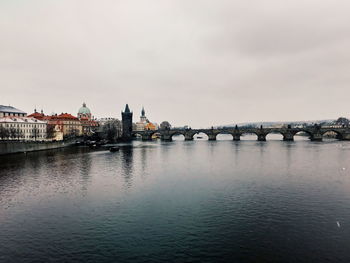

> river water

[{"left": 1, "top": 135, "right": 350, "bottom": 262}]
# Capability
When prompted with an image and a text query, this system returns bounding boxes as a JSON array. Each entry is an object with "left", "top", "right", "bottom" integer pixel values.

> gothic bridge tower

[{"left": 122, "top": 104, "right": 133, "bottom": 141}]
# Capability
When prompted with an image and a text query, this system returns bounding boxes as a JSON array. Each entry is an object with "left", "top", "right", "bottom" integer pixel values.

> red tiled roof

[
  {"left": 56, "top": 113, "right": 79, "bottom": 120},
  {"left": 28, "top": 112, "right": 45, "bottom": 119}
]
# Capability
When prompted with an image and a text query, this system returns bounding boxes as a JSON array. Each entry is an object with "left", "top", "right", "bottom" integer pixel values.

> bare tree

[
  {"left": 17, "top": 129, "right": 24, "bottom": 140},
  {"left": 47, "top": 124, "right": 56, "bottom": 140},
  {"left": 10, "top": 128, "right": 23, "bottom": 140},
  {"left": 101, "top": 120, "right": 122, "bottom": 142},
  {"left": 31, "top": 126, "right": 39, "bottom": 141},
  {"left": 0, "top": 126, "right": 10, "bottom": 140},
  {"left": 9, "top": 127, "right": 19, "bottom": 140}
]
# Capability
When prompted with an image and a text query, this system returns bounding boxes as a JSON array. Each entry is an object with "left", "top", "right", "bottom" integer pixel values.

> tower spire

[{"left": 124, "top": 104, "right": 130, "bottom": 113}]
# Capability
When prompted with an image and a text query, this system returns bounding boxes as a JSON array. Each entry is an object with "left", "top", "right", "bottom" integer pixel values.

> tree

[
  {"left": 17, "top": 129, "right": 24, "bottom": 140},
  {"left": 335, "top": 117, "right": 350, "bottom": 126},
  {"left": 101, "top": 120, "right": 122, "bottom": 142},
  {"left": 160, "top": 121, "right": 171, "bottom": 130},
  {"left": 47, "top": 124, "right": 56, "bottom": 140},
  {"left": 31, "top": 126, "right": 39, "bottom": 141},
  {"left": 0, "top": 126, "right": 10, "bottom": 140},
  {"left": 9, "top": 128, "right": 23, "bottom": 140}
]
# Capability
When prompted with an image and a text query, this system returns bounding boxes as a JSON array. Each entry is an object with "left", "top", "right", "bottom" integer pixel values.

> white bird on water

[{"left": 337, "top": 221, "right": 341, "bottom": 228}]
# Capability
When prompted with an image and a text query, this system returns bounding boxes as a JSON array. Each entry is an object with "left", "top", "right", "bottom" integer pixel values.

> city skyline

[{"left": 2, "top": 0, "right": 350, "bottom": 127}]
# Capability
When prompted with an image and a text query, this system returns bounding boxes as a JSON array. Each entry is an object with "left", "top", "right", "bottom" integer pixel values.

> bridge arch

[
  {"left": 240, "top": 132, "right": 259, "bottom": 141},
  {"left": 170, "top": 131, "right": 186, "bottom": 141},
  {"left": 193, "top": 131, "right": 209, "bottom": 140},
  {"left": 132, "top": 132, "right": 143, "bottom": 137},
  {"left": 132, "top": 130, "right": 159, "bottom": 140},
  {"left": 321, "top": 129, "right": 343, "bottom": 140},
  {"left": 216, "top": 131, "right": 234, "bottom": 140},
  {"left": 265, "top": 131, "right": 284, "bottom": 141},
  {"left": 293, "top": 130, "right": 313, "bottom": 141}
]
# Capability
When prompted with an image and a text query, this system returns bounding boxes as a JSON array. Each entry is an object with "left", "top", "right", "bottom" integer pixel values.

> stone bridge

[{"left": 133, "top": 125, "right": 350, "bottom": 141}]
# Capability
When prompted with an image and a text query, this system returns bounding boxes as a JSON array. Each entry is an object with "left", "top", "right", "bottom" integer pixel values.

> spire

[
  {"left": 83, "top": 102, "right": 86, "bottom": 107},
  {"left": 124, "top": 104, "right": 130, "bottom": 113},
  {"left": 141, "top": 106, "right": 145, "bottom": 117}
]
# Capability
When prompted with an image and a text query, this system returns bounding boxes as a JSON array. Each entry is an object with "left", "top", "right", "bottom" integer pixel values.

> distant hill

[{"left": 217, "top": 119, "right": 335, "bottom": 128}]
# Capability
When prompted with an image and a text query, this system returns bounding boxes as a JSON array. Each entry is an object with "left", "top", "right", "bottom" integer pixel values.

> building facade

[
  {"left": 0, "top": 117, "right": 47, "bottom": 141},
  {"left": 47, "top": 113, "right": 83, "bottom": 139}
]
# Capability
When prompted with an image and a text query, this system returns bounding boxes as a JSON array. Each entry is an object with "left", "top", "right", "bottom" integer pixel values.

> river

[{"left": 1, "top": 135, "right": 350, "bottom": 262}]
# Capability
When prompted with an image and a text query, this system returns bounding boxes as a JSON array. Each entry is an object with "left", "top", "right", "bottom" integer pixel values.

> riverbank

[{"left": 0, "top": 140, "right": 76, "bottom": 155}]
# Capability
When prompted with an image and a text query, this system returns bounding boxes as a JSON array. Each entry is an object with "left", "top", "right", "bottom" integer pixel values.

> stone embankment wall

[{"left": 0, "top": 141, "right": 75, "bottom": 155}]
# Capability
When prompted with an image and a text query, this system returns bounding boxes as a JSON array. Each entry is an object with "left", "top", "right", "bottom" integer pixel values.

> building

[
  {"left": 0, "top": 117, "right": 47, "bottom": 141},
  {"left": 145, "top": 122, "right": 157, "bottom": 131},
  {"left": 29, "top": 104, "right": 101, "bottom": 139},
  {"left": 135, "top": 107, "right": 158, "bottom": 131},
  {"left": 47, "top": 113, "right": 83, "bottom": 138},
  {"left": 27, "top": 109, "right": 62, "bottom": 141},
  {"left": 135, "top": 107, "right": 147, "bottom": 131},
  {"left": 121, "top": 104, "right": 133, "bottom": 141},
  {"left": 0, "top": 105, "right": 27, "bottom": 118},
  {"left": 29, "top": 109, "right": 83, "bottom": 140},
  {"left": 77, "top": 103, "right": 99, "bottom": 135}
]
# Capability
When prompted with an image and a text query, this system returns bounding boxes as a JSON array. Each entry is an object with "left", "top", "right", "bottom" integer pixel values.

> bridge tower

[{"left": 122, "top": 104, "right": 133, "bottom": 141}]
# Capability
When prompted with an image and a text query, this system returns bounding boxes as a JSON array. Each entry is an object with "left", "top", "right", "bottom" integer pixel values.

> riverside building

[
  {"left": 28, "top": 110, "right": 82, "bottom": 140},
  {"left": 0, "top": 117, "right": 47, "bottom": 141},
  {"left": 135, "top": 107, "right": 158, "bottom": 131}
]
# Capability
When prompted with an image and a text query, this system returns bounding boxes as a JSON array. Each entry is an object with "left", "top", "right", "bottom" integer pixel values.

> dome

[{"left": 78, "top": 102, "right": 91, "bottom": 115}]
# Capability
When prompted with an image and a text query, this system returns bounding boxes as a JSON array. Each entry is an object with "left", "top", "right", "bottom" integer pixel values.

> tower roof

[
  {"left": 141, "top": 106, "right": 145, "bottom": 117},
  {"left": 124, "top": 104, "right": 131, "bottom": 113}
]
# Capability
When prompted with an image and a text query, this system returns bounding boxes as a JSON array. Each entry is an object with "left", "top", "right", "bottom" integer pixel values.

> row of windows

[
  {"left": 4, "top": 135, "right": 46, "bottom": 139},
  {"left": 0, "top": 113, "right": 26, "bottom": 117},
  {"left": 0, "top": 123, "right": 45, "bottom": 128},
  {"left": 0, "top": 128, "right": 46, "bottom": 133}
]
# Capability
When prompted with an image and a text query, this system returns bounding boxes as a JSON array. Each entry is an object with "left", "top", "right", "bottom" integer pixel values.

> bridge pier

[
  {"left": 184, "top": 134, "right": 194, "bottom": 141},
  {"left": 208, "top": 134, "right": 217, "bottom": 141},
  {"left": 257, "top": 134, "right": 266, "bottom": 141},
  {"left": 161, "top": 134, "right": 172, "bottom": 141},
  {"left": 340, "top": 133, "right": 350, "bottom": 140},
  {"left": 283, "top": 133, "right": 294, "bottom": 141},
  {"left": 233, "top": 134, "right": 241, "bottom": 141},
  {"left": 141, "top": 135, "right": 152, "bottom": 141},
  {"left": 310, "top": 133, "right": 323, "bottom": 141}
]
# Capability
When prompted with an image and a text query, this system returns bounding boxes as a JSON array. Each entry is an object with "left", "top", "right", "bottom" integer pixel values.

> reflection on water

[{"left": 1, "top": 140, "right": 350, "bottom": 262}]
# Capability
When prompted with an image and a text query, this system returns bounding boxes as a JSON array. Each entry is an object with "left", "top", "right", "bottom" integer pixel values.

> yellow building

[{"left": 145, "top": 122, "right": 157, "bottom": 131}]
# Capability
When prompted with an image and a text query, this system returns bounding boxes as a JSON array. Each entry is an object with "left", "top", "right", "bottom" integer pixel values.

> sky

[{"left": 1, "top": 0, "right": 350, "bottom": 128}]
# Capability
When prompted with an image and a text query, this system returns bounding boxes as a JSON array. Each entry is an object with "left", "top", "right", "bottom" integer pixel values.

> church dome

[{"left": 78, "top": 103, "right": 91, "bottom": 115}]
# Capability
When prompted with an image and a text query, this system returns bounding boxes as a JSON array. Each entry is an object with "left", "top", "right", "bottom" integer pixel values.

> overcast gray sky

[{"left": 1, "top": 0, "right": 350, "bottom": 127}]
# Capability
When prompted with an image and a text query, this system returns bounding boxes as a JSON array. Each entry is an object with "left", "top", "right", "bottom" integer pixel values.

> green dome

[{"left": 78, "top": 103, "right": 91, "bottom": 114}]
